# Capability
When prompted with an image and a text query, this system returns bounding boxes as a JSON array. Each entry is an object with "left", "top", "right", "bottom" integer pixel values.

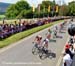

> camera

[{"left": 68, "top": 24, "right": 75, "bottom": 36}]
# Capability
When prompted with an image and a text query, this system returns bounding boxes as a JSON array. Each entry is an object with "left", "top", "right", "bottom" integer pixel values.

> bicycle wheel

[
  {"left": 32, "top": 46, "right": 39, "bottom": 55},
  {"left": 39, "top": 50, "right": 47, "bottom": 60},
  {"left": 49, "top": 52, "right": 56, "bottom": 59},
  {"left": 53, "top": 34, "right": 56, "bottom": 38},
  {"left": 48, "top": 51, "right": 53, "bottom": 59}
]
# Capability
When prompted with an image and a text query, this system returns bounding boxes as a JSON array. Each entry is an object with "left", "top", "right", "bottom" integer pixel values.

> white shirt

[
  {"left": 42, "top": 39, "right": 49, "bottom": 47},
  {"left": 62, "top": 54, "right": 72, "bottom": 66},
  {"left": 69, "top": 48, "right": 75, "bottom": 54}
]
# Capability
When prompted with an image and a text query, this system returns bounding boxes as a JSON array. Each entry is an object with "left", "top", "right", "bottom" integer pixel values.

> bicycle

[
  {"left": 32, "top": 42, "right": 42, "bottom": 55},
  {"left": 39, "top": 47, "right": 56, "bottom": 60}
]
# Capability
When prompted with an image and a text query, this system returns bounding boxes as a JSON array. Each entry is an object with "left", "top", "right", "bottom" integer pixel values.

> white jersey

[
  {"left": 62, "top": 54, "right": 72, "bottom": 66},
  {"left": 42, "top": 39, "right": 49, "bottom": 47}
]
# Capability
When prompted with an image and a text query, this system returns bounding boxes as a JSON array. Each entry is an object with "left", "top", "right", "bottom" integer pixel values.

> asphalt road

[{"left": 0, "top": 20, "right": 70, "bottom": 66}]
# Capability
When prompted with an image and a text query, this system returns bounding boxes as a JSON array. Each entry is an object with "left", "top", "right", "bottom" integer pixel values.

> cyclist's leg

[
  {"left": 35, "top": 43, "right": 38, "bottom": 48},
  {"left": 43, "top": 44, "right": 48, "bottom": 54}
]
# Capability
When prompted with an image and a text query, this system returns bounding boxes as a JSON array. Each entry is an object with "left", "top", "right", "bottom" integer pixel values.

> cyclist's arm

[
  {"left": 42, "top": 42, "right": 45, "bottom": 47},
  {"left": 32, "top": 38, "right": 37, "bottom": 43}
]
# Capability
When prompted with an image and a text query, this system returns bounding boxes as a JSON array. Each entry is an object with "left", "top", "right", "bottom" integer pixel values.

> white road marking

[{"left": 2, "top": 61, "right": 42, "bottom": 65}]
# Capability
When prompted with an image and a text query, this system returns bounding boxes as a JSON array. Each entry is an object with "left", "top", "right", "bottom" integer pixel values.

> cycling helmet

[
  {"left": 65, "top": 44, "right": 70, "bottom": 50},
  {"left": 36, "top": 35, "right": 42, "bottom": 40}
]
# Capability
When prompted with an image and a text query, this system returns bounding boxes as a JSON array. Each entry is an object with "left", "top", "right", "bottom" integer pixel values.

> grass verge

[
  {"left": 0, "top": 15, "right": 5, "bottom": 19},
  {"left": 0, "top": 20, "right": 63, "bottom": 48}
]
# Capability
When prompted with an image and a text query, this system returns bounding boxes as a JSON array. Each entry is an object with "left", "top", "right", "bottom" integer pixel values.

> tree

[
  {"left": 17, "top": 9, "right": 33, "bottom": 18},
  {"left": 15, "top": 0, "right": 30, "bottom": 12},
  {"left": 6, "top": 0, "right": 31, "bottom": 19},
  {"left": 59, "top": 5, "right": 69, "bottom": 16},
  {"left": 6, "top": 4, "right": 18, "bottom": 18},
  {"left": 38, "top": 1, "right": 56, "bottom": 17},
  {"left": 68, "top": 1, "right": 75, "bottom": 16},
  {"left": 40, "top": 1, "right": 55, "bottom": 11}
]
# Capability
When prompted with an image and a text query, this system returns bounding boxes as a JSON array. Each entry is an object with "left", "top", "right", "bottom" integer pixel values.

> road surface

[{"left": 0, "top": 20, "right": 70, "bottom": 66}]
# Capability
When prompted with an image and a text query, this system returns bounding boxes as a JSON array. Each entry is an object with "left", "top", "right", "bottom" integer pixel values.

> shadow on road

[{"left": 39, "top": 50, "right": 56, "bottom": 60}]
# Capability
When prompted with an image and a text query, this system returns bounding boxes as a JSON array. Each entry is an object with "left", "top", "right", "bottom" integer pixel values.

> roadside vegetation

[
  {"left": 5, "top": 0, "right": 75, "bottom": 19},
  {"left": 0, "top": 15, "right": 5, "bottom": 19}
]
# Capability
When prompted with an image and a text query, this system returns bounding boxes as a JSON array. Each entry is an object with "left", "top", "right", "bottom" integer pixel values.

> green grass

[
  {"left": 0, "top": 15, "right": 5, "bottom": 18},
  {"left": 0, "top": 20, "right": 63, "bottom": 48}
]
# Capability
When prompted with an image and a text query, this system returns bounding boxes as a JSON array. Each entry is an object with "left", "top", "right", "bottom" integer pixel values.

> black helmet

[{"left": 68, "top": 24, "right": 75, "bottom": 36}]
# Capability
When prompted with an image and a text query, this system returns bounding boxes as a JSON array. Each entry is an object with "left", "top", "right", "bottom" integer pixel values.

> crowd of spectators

[
  {"left": 62, "top": 19, "right": 75, "bottom": 66},
  {"left": 0, "top": 17, "right": 68, "bottom": 39}
]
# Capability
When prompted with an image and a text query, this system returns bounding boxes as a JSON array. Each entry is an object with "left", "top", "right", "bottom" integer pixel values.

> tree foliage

[
  {"left": 6, "top": 0, "right": 31, "bottom": 19},
  {"left": 59, "top": 5, "right": 69, "bottom": 16},
  {"left": 68, "top": 1, "right": 75, "bottom": 16},
  {"left": 5, "top": 0, "right": 75, "bottom": 19}
]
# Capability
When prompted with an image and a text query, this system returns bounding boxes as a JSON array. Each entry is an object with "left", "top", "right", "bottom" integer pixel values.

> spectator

[
  {"left": 65, "top": 44, "right": 74, "bottom": 59},
  {"left": 62, "top": 48, "right": 72, "bottom": 66},
  {"left": 0, "top": 24, "right": 3, "bottom": 32}
]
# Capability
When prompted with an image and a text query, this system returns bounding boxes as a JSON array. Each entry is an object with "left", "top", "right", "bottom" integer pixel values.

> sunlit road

[{"left": 0, "top": 20, "right": 70, "bottom": 66}]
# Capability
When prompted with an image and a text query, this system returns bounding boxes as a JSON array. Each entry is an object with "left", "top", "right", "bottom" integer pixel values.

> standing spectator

[
  {"left": 62, "top": 50, "right": 72, "bottom": 66},
  {"left": 0, "top": 24, "right": 3, "bottom": 32},
  {"left": 62, "top": 44, "right": 73, "bottom": 66}
]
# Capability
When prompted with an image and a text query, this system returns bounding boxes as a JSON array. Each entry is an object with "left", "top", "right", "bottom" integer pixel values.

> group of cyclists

[
  {"left": 32, "top": 21, "right": 67, "bottom": 55},
  {"left": 33, "top": 34, "right": 49, "bottom": 54}
]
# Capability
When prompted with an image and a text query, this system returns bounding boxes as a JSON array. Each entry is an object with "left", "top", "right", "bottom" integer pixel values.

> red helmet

[{"left": 65, "top": 44, "right": 70, "bottom": 50}]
